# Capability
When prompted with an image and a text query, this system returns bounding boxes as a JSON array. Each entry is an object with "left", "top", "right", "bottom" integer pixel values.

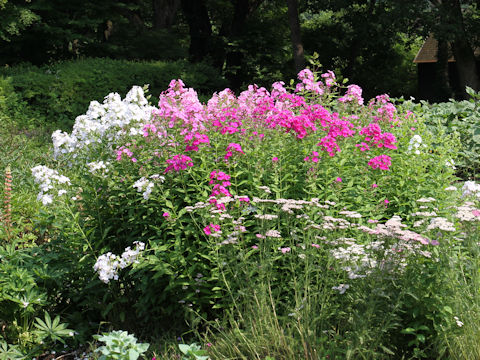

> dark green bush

[{"left": 0, "top": 58, "right": 227, "bottom": 130}]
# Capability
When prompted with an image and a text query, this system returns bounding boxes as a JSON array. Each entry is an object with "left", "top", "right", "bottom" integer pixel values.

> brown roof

[
  {"left": 414, "top": 36, "right": 454, "bottom": 63},
  {"left": 414, "top": 35, "right": 480, "bottom": 63}
]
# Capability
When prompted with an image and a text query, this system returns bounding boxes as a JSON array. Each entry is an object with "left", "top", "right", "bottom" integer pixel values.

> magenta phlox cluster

[
  {"left": 317, "top": 135, "right": 341, "bottom": 157},
  {"left": 203, "top": 223, "right": 221, "bottom": 236},
  {"left": 359, "top": 123, "right": 397, "bottom": 150},
  {"left": 164, "top": 154, "right": 194, "bottom": 173},
  {"left": 209, "top": 170, "right": 232, "bottom": 210},
  {"left": 225, "top": 142, "right": 245, "bottom": 160},
  {"left": 368, "top": 155, "right": 392, "bottom": 171},
  {"left": 304, "top": 151, "right": 320, "bottom": 163}
]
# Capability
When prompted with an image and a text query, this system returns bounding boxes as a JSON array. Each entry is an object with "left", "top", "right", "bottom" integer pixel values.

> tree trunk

[
  {"left": 447, "top": 0, "right": 480, "bottom": 97},
  {"left": 434, "top": 39, "right": 453, "bottom": 101},
  {"left": 181, "top": 0, "right": 212, "bottom": 62},
  {"left": 286, "top": 0, "right": 305, "bottom": 73},
  {"left": 153, "top": 0, "right": 180, "bottom": 29},
  {"left": 223, "top": 0, "right": 250, "bottom": 91}
]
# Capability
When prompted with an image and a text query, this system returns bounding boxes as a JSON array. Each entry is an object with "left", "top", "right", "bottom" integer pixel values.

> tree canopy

[{"left": 1, "top": 0, "right": 479, "bottom": 99}]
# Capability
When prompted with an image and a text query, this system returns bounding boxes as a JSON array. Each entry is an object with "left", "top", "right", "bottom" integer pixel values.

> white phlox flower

[
  {"left": 462, "top": 181, "right": 480, "bottom": 198},
  {"left": 31, "top": 165, "right": 71, "bottom": 205},
  {"left": 133, "top": 177, "right": 155, "bottom": 200},
  {"left": 87, "top": 161, "right": 110, "bottom": 176},
  {"left": 51, "top": 86, "right": 156, "bottom": 161},
  {"left": 408, "top": 135, "right": 423, "bottom": 155},
  {"left": 94, "top": 241, "right": 145, "bottom": 284},
  {"left": 332, "top": 284, "right": 350, "bottom": 294}
]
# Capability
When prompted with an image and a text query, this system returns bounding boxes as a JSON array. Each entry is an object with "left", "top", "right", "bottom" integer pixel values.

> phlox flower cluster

[
  {"left": 370, "top": 94, "right": 397, "bottom": 123},
  {"left": 338, "top": 84, "right": 364, "bottom": 105},
  {"left": 87, "top": 161, "right": 110, "bottom": 176},
  {"left": 209, "top": 170, "right": 232, "bottom": 210},
  {"left": 165, "top": 154, "right": 194, "bottom": 173},
  {"left": 203, "top": 223, "right": 221, "bottom": 237},
  {"left": 359, "top": 123, "right": 397, "bottom": 150},
  {"left": 93, "top": 241, "right": 145, "bottom": 284},
  {"left": 295, "top": 69, "right": 324, "bottom": 95},
  {"left": 116, "top": 145, "right": 137, "bottom": 163},
  {"left": 133, "top": 177, "right": 155, "bottom": 200},
  {"left": 31, "top": 165, "right": 71, "bottom": 205},
  {"left": 224, "top": 143, "right": 245, "bottom": 161},
  {"left": 462, "top": 181, "right": 480, "bottom": 198},
  {"left": 368, "top": 155, "right": 392, "bottom": 171},
  {"left": 52, "top": 86, "right": 155, "bottom": 160},
  {"left": 408, "top": 135, "right": 423, "bottom": 155}
]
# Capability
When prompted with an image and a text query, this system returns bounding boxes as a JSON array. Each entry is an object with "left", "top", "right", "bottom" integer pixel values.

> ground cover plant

[
  {"left": 1, "top": 68, "right": 480, "bottom": 359},
  {"left": 400, "top": 87, "right": 480, "bottom": 181}
]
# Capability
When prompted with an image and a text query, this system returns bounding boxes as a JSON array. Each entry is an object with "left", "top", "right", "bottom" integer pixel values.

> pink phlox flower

[
  {"left": 368, "top": 155, "right": 392, "bottom": 171},
  {"left": 355, "top": 142, "right": 371, "bottom": 152},
  {"left": 164, "top": 154, "right": 194, "bottom": 173},
  {"left": 272, "top": 157, "right": 279, "bottom": 162},
  {"left": 327, "top": 119, "right": 355, "bottom": 138},
  {"left": 204, "top": 223, "right": 221, "bottom": 235},
  {"left": 163, "top": 212, "right": 170, "bottom": 218},
  {"left": 209, "top": 170, "right": 231, "bottom": 183},
  {"left": 224, "top": 143, "right": 245, "bottom": 160},
  {"left": 335, "top": 177, "right": 342, "bottom": 183},
  {"left": 143, "top": 123, "right": 158, "bottom": 137},
  {"left": 271, "top": 81, "right": 287, "bottom": 97},
  {"left": 338, "top": 84, "right": 364, "bottom": 105},
  {"left": 372, "top": 183, "right": 378, "bottom": 188},
  {"left": 360, "top": 123, "right": 382, "bottom": 142},
  {"left": 321, "top": 70, "right": 336, "bottom": 87},
  {"left": 317, "top": 135, "right": 340, "bottom": 157},
  {"left": 305, "top": 151, "right": 320, "bottom": 163},
  {"left": 203, "top": 225, "right": 212, "bottom": 235},
  {"left": 116, "top": 146, "right": 135, "bottom": 161},
  {"left": 296, "top": 68, "right": 324, "bottom": 95},
  {"left": 378, "top": 132, "right": 397, "bottom": 150}
]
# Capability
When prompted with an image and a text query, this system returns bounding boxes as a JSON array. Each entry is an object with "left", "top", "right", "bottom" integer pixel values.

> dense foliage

[{"left": 0, "top": 58, "right": 226, "bottom": 130}]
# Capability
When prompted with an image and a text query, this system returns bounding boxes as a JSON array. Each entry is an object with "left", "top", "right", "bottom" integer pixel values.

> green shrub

[
  {"left": 0, "top": 58, "right": 226, "bottom": 130},
  {"left": 399, "top": 87, "right": 480, "bottom": 180}
]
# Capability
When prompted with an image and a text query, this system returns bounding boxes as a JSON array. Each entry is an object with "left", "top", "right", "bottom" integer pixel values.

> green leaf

[
  {"left": 128, "top": 349, "right": 139, "bottom": 360},
  {"left": 178, "top": 344, "right": 190, "bottom": 354}
]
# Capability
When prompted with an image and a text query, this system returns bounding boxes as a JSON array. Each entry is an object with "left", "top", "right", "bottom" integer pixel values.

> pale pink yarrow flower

[
  {"left": 251, "top": 245, "right": 259, "bottom": 249},
  {"left": 280, "top": 247, "right": 291, "bottom": 254}
]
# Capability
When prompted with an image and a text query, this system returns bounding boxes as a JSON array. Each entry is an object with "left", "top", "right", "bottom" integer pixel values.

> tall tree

[
  {"left": 152, "top": 0, "right": 180, "bottom": 29},
  {"left": 286, "top": 0, "right": 305, "bottom": 73},
  {"left": 181, "top": 0, "right": 212, "bottom": 62},
  {"left": 445, "top": 0, "right": 480, "bottom": 95}
]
